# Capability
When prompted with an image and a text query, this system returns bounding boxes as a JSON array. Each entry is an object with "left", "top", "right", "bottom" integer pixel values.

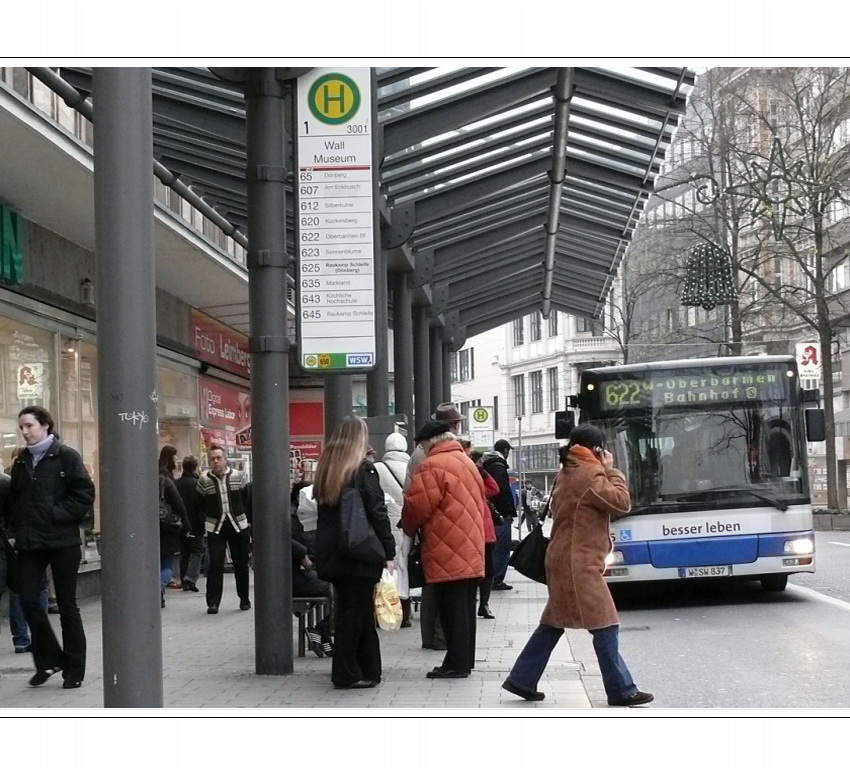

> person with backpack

[{"left": 482, "top": 439, "right": 518, "bottom": 591}]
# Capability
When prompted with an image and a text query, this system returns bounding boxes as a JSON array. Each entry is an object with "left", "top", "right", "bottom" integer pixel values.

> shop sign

[
  {"left": 291, "top": 440, "right": 322, "bottom": 459},
  {"left": 190, "top": 309, "right": 251, "bottom": 379},
  {"left": 16, "top": 362, "right": 43, "bottom": 399},
  {"left": 795, "top": 341, "right": 822, "bottom": 380},
  {"left": 0, "top": 205, "right": 24, "bottom": 284},
  {"left": 199, "top": 377, "right": 250, "bottom": 428}
]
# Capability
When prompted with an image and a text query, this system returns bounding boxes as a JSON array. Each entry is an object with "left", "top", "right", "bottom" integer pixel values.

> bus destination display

[{"left": 597, "top": 370, "right": 787, "bottom": 410}]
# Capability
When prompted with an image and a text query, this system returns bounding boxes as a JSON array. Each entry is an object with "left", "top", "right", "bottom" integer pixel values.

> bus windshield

[
  {"left": 581, "top": 359, "right": 811, "bottom": 515},
  {"left": 597, "top": 404, "right": 808, "bottom": 514}
]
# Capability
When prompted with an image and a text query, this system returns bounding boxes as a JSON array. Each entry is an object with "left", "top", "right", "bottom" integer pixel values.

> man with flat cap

[{"left": 482, "top": 438, "right": 518, "bottom": 591}]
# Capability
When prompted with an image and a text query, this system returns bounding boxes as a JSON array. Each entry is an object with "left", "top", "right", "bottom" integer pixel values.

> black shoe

[
  {"left": 207, "top": 605, "right": 219, "bottom": 614},
  {"left": 29, "top": 667, "right": 62, "bottom": 687},
  {"left": 182, "top": 580, "right": 199, "bottom": 592},
  {"left": 608, "top": 690, "right": 654, "bottom": 707},
  {"left": 492, "top": 582, "right": 513, "bottom": 591},
  {"left": 334, "top": 679, "right": 377, "bottom": 689},
  {"left": 422, "top": 643, "right": 448, "bottom": 650},
  {"left": 14, "top": 645, "right": 32, "bottom": 654},
  {"left": 478, "top": 604, "right": 495, "bottom": 619},
  {"left": 63, "top": 679, "right": 82, "bottom": 689},
  {"left": 47, "top": 605, "right": 60, "bottom": 615},
  {"left": 426, "top": 668, "right": 470, "bottom": 679},
  {"left": 240, "top": 599, "right": 251, "bottom": 611},
  {"left": 502, "top": 677, "right": 545, "bottom": 702}
]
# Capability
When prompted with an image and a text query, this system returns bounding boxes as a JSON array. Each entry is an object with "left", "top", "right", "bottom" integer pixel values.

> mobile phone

[{"left": 593, "top": 446, "right": 603, "bottom": 456}]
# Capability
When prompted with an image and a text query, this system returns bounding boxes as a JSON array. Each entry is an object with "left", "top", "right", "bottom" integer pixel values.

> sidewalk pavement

[{"left": 0, "top": 569, "right": 604, "bottom": 711}]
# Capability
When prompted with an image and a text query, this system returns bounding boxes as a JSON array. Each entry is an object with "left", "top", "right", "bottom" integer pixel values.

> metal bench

[{"left": 293, "top": 596, "right": 332, "bottom": 657}]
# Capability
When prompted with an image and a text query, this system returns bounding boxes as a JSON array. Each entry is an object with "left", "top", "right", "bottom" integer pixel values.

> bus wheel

[{"left": 761, "top": 574, "right": 788, "bottom": 592}]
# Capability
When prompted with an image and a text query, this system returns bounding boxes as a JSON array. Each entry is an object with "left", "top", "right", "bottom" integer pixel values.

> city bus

[{"left": 574, "top": 355, "right": 825, "bottom": 591}]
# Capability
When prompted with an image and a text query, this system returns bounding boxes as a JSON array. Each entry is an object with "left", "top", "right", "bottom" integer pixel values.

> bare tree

[
  {"left": 630, "top": 67, "right": 850, "bottom": 508},
  {"left": 716, "top": 67, "right": 850, "bottom": 509}
]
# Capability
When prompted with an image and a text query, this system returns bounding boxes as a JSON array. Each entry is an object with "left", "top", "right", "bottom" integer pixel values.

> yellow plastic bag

[{"left": 374, "top": 569, "right": 403, "bottom": 631}]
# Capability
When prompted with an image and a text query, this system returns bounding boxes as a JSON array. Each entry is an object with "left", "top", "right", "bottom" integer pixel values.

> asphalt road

[{"left": 573, "top": 531, "right": 850, "bottom": 710}]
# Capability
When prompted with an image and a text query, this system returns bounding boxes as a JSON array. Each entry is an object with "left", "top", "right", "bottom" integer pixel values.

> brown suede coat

[{"left": 540, "top": 451, "right": 631, "bottom": 631}]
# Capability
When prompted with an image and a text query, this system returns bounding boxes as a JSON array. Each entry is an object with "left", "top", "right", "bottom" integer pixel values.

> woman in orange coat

[
  {"left": 402, "top": 424, "right": 486, "bottom": 679},
  {"left": 502, "top": 424, "right": 654, "bottom": 706}
]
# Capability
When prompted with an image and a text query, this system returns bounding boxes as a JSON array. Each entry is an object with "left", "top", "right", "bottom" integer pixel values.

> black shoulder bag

[
  {"left": 1, "top": 527, "right": 19, "bottom": 593},
  {"left": 338, "top": 469, "right": 385, "bottom": 565},
  {"left": 508, "top": 497, "right": 551, "bottom": 584}
]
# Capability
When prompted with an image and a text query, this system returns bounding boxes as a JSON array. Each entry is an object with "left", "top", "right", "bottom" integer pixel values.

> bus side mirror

[
  {"left": 554, "top": 410, "right": 575, "bottom": 439},
  {"left": 805, "top": 408, "right": 825, "bottom": 442}
]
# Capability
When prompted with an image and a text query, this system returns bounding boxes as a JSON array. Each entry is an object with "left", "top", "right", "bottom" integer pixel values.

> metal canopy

[{"left": 51, "top": 65, "right": 694, "bottom": 341}]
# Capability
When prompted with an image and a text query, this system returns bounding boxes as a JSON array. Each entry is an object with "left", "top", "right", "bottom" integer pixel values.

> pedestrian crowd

[{"left": 0, "top": 400, "right": 652, "bottom": 706}]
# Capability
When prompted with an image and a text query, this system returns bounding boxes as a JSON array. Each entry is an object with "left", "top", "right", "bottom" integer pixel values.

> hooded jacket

[
  {"left": 401, "top": 439, "right": 485, "bottom": 584},
  {"left": 374, "top": 432, "right": 410, "bottom": 525}
]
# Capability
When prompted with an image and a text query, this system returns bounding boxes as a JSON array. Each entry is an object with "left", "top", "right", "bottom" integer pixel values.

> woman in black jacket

[
  {"left": 313, "top": 415, "right": 395, "bottom": 689},
  {"left": 159, "top": 473, "right": 189, "bottom": 608},
  {"left": 8, "top": 406, "right": 95, "bottom": 689},
  {"left": 175, "top": 455, "right": 203, "bottom": 592}
]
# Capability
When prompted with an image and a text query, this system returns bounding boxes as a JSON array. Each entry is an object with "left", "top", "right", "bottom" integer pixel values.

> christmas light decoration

[{"left": 681, "top": 242, "right": 736, "bottom": 310}]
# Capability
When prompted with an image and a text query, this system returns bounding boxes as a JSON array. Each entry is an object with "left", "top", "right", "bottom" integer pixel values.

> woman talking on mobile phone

[{"left": 501, "top": 423, "right": 654, "bottom": 706}]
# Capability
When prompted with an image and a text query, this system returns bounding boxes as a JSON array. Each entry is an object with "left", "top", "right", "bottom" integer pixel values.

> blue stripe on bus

[
  {"left": 615, "top": 530, "right": 814, "bottom": 567},
  {"left": 647, "top": 536, "right": 759, "bottom": 567}
]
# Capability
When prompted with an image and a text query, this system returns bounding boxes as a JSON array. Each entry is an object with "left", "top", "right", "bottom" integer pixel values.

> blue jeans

[
  {"left": 10, "top": 579, "right": 49, "bottom": 647},
  {"left": 492, "top": 517, "right": 514, "bottom": 584},
  {"left": 160, "top": 552, "right": 175, "bottom": 589},
  {"left": 507, "top": 623, "right": 637, "bottom": 703}
]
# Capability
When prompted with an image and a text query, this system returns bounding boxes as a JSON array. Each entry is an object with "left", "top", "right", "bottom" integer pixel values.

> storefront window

[
  {"left": 0, "top": 317, "right": 57, "bottom": 469},
  {"left": 157, "top": 365, "right": 200, "bottom": 468},
  {"left": 59, "top": 337, "right": 98, "bottom": 529}
]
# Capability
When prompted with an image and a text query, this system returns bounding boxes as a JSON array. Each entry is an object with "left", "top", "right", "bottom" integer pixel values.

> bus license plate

[{"left": 678, "top": 565, "right": 731, "bottom": 579}]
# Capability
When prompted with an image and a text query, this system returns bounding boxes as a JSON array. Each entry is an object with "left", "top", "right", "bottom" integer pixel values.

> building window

[
  {"left": 530, "top": 370, "right": 543, "bottom": 414},
  {"left": 512, "top": 318, "right": 524, "bottom": 346},
  {"left": 457, "top": 347, "right": 474, "bottom": 381},
  {"left": 493, "top": 395, "right": 499, "bottom": 430},
  {"left": 529, "top": 311, "right": 541, "bottom": 342},
  {"left": 548, "top": 312, "right": 558, "bottom": 337},
  {"left": 450, "top": 352, "right": 458, "bottom": 382},
  {"left": 459, "top": 401, "right": 470, "bottom": 433},
  {"left": 576, "top": 316, "right": 593, "bottom": 333},
  {"left": 512, "top": 374, "right": 526, "bottom": 417},
  {"left": 547, "top": 367, "right": 559, "bottom": 411}
]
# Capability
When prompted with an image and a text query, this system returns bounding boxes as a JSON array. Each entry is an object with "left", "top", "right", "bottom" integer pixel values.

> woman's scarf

[
  {"left": 568, "top": 444, "right": 601, "bottom": 467},
  {"left": 27, "top": 433, "right": 55, "bottom": 466}
]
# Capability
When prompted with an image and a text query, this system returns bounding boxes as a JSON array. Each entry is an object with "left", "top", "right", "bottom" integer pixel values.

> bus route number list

[{"left": 297, "top": 68, "right": 376, "bottom": 372}]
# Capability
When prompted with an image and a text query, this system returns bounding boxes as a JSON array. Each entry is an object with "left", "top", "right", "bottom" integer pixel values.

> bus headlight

[
  {"left": 605, "top": 551, "right": 624, "bottom": 566},
  {"left": 784, "top": 538, "right": 814, "bottom": 555}
]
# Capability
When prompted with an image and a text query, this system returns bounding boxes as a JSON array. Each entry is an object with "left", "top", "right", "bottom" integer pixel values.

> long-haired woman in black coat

[
  {"left": 313, "top": 415, "right": 395, "bottom": 689},
  {"left": 159, "top": 472, "right": 189, "bottom": 608}
]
